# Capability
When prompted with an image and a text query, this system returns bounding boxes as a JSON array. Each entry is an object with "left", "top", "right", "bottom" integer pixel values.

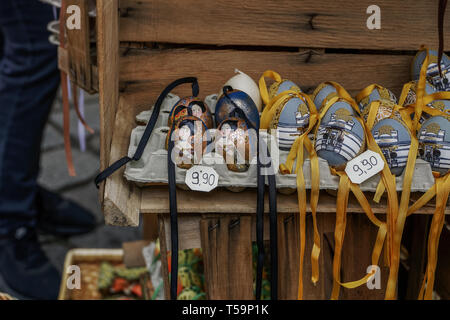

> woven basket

[{"left": 58, "top": 248, "right": 124, "bottom": 300}]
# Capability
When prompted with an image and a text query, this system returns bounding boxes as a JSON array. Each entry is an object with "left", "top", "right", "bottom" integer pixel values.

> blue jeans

[{"left": 0, "top": 0, "right": 59, "bottom": 235}]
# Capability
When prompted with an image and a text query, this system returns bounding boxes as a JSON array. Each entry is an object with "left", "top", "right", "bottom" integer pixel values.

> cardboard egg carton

[{"left": 124, "top": 94, "right": 436, "bottom": 192}]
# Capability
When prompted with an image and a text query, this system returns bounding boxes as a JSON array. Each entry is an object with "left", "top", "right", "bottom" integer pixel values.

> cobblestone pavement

[{"left": 39, "top": 92, "right": 142, "bottom": 274}]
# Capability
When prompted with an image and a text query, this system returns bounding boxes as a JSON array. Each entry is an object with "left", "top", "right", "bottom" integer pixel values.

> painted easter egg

[
  {"left": 372, "top": 118, "right": 411, "bottom": 176},
  {"left": 168, "top": 96, "right": 213, "bottom": 129},
  {"left": 320, "top": 100, "right": 356, "bottom": 124},
  {"left": 315, "top": 107, "right": 365, "bottom": 169},
  {"left": 417, "top": 116, "right": 450, "bottom": 175},
  {"left": 311, "top": 82, "right": 340, "bottom": 111},
  {"left": 269, "top": 79, "right": 302, "bottom": 99},
  {"left": 166, "top": 115, "right": 210, "bottom": 169},
  {"left": 411, "top": 49, "right": 450, "bottom": 91},
  {"left": 402, "top": 80, "right": 450, "bottom": 122},
  {"left": 215, "top": 117, "right": 256, "bottom": 172},
  {"left": 268, "top": 94, "right": 311, "bottom": 151},
  {"left": 361, "top": 98, "right": 402, "bottom": 125},
  {"left": 357, "top": 85, "right": 397, "bottom": 113},
  {"left": 220, "top": 69, "right": 262, "bottom": 112},
  {"left": 215, "top": 89, "right": 260, "bottom": 130},
  {"left": 402, "top": 80, "right": 436, "bottom": 107}
]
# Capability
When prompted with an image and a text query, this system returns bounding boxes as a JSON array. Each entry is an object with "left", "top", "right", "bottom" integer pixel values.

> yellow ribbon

[
  {"left": 385, "top": 46, "right": 428, "bottom": 300},
  {"left": 258, "top": 70, "right": 282, "bottom": 106},
  {"left": 258, "top": 73, "right": 321, "bottom": 299},
  {"left": 312, "top": 86, "right": 395, "bottom": 299},
  {"left": 330, "top": 171, "right": 389, "bottom": 299},
  {"left": 418, "top": 174, "right": 450, "bottom": 300}
]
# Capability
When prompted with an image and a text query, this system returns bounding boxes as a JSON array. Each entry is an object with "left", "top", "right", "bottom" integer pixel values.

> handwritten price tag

[
  {"left": 185, "top": 166, "right": 219, "bottom": 192},
  {"left": 345, "top": 150, "right": 384, "bottom": 184}
]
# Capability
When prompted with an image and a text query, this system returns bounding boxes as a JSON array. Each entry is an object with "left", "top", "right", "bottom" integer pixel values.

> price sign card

[
  {"left": 185, "top": 166, "right": 219, "bottom": 192},
  {"left": 345, "top": 150, "right": 384, "bottom": 184}
]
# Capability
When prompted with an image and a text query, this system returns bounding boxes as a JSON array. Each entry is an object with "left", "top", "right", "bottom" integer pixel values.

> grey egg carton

[{"left": 124, "top": 94, "right": 436, "bottom": 192}]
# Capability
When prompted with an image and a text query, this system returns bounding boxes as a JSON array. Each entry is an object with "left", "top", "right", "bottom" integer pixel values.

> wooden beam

[
  {"left": 97, "top": 0, "right": 119, "bottom": 204},
  {"left": 103, "top": 97, "right": 141, "bottom": 226},
  {"left": 200, "top": 215, "right": 254, "bottom": 299},
  {"left": 140, "top": 187, "right": 449, "bottom": 216},
  {"left": 118, "top": 0, "right": 450, "bottom": 50},
  {"left": 119, "top": 48, "right": 412, "bottom": 109}
]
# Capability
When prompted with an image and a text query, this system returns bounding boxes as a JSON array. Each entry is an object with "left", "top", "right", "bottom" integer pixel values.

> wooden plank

[
  {"left": 141, "top": 187, "right": 449, "bottom": 216},
  {"left": 142, "top": 214, "right": 159, "bottom": 241},
  {"left": 66, "top": 0, "right": 94, "bottom": 93},
  {"left": 163, "top": 214, "right": 202, "bottom": 251},
  {"left": 435, "top": 219, "right": 450, "bottom": 299},
  {"left": 103, "top": 97, "right": 141, "bottom": 226},
  {"left": 200, "top": 215, "right": 254, "bottom": 299},
  {"left": 119, "top": 49, "right": 412, "bottom": 108},
  {"left": 58, "top": 46, "right": 99, "bottom": 92},
  {"left": 118, "top": 0, "right": 450, "bottom": 50},
  {"left": 277, "top": 212, "right": 299, "bottom": 299},
  {"left": 339, "top": 213, "right": 389, "bottom": 300},
  {"left": 162, "top": 213, "right": 271, "bottom": 251},
  {"left": 158, "top": 214, "right": 171, "bottom": 300},
  {"left": 277, "top": 212, "right": 335, "bottom": 299},
  {"left": 97, "top": 0, "right": 119, "bottom": 204}
]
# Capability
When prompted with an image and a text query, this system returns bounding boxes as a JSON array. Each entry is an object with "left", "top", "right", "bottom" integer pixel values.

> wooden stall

[{"left": 62, "top": 0, "right": 450, "bottom": 299}]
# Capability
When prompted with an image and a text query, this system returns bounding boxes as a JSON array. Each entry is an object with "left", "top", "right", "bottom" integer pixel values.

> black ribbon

[
  {"left": 222, "top": 86, "right": 278, "bottom": 300},
  {"left": 95, "top": 77, "right": 199, "bottom": 301},
  {"left": 94, "top": 77, "right": 199, "bottom": 187},
  {"left": 438, "top": 0, "right": 448, "bottom": 77}
]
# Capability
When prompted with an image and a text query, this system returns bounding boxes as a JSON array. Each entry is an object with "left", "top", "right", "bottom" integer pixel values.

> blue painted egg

[
  {"left": 320, "top": 100, "right": 356, "bottom": 124},
  {"left": 402, "top": 80, "right": 450, "bottom": 122},
  {"left": 418, "top": 116, "right": 450, "bottom": 175},
  {"left": 372, "top": 118, "right": 411, "bottom": 176},
  {"left": 168, "top": 96, "right": 213, "bottom": 129},
  {"left": 215, "top": 118, "right": 256, "bottom": 172},
  {"left": 312, "top": 82, "right": 340, "bottom": 111},
  {"left": 269, "top": 95, "right": 311, "bottom": 151},
  {"left": 411, "top": 49, "right": 450, "bottom": 92},
  {"left": 357, "top": 86, "right": 397, "bottom": 112},
  {"left": 269, "top": 79, "right": 301, "bottom": 99},
  {"left": 215, "top": 89, "right": 260, "bottom": 130},
  {"left": 361, "top": 99, "right": 402, "bottom": 125},
  {"left": 166, "top": 115, "right": 210, "bottom": 169},
  {"left": 315, "top": 107, "right": 365, "bottom": 169},
  {"left": 402, "top": 80, "right": 436, "bottom": 107}
]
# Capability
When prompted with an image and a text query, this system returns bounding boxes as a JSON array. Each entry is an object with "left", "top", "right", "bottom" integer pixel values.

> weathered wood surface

[
  {"left": 339, "top": 213, "right": 390, "bottom": 300},
  {"left": 140, "top": 187, "right": 448, "bottom": 216},
  {"left": 119, "top": 49, "right": 412, "bottom": 108},
  {"left": 58, "top": 47, "right": 99, "bottom": 92},
  {"left": 118, "top": 0, "right": 450, "bottom": 50},
  {"left": 200, "top": 215, "right": 254, "bottom": 299},
  {"left": 66, "top": 0, "right": 96, "bottom": 93},
  {"left": 97, "top": 0, "right": 119, "bottom": 204},
  {"left": 102, "top": 96, "right": 141, "bottom": 226}
]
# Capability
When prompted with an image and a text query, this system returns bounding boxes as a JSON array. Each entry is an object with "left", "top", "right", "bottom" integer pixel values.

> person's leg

[
  {"left": 0, "top": 0, "right": 60, "bottom": 235},
  {"left": 0, "top": 0, "right": 60, "bottom": 299}
]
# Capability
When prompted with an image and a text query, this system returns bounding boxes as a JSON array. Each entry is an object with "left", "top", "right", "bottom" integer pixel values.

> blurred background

[{"left": 39, "top": 91, "right": 142, "bottom": 274}]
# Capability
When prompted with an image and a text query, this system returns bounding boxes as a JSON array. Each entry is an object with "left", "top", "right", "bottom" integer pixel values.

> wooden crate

[{"left": 92, "top": 0, "right": 450, "bottom": 299}]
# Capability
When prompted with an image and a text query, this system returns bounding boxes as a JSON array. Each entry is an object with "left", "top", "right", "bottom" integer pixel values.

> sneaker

[
  {"left": 36, "top": 186, "right": 97, "bottom": 237},
  {"left": 0, "top": 227, "right": 60, "bottom": 300}
]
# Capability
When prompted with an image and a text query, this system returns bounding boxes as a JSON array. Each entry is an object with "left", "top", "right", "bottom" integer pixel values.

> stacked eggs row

[
  {"left": 411, "top": 49, "right": 450, "bottom": 175},
  {"left": 163, "top": 48, "right": 450, "bottom": 177},
  {"left": 165, "top": 70, "right": 261, "bottom": 172}
]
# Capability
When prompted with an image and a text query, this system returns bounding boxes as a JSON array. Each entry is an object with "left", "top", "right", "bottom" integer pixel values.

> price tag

[
  {"left": 345, "top": 150, "right": 384, "bottom": 184},
  {"left": 185, "top": 166, "right": 219, "bottom": 192}
]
